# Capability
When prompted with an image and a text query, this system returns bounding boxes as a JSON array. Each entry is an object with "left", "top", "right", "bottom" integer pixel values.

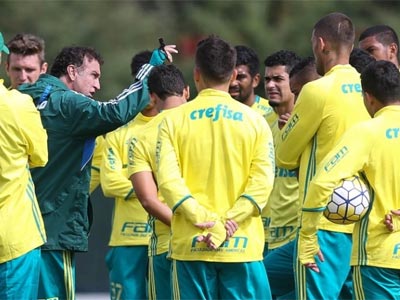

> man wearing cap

[{"left": 0, "top": 32, "right": 49, "bottom": 300}]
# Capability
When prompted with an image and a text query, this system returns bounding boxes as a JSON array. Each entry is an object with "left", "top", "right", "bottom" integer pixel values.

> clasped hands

[{"left": 194, "top": 219, "right": 239, "bottom": 250}]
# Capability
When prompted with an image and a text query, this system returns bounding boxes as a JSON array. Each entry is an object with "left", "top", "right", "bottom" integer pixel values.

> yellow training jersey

[
  {"left": 251, "top": 95, "right": 274, "bottom": 122},
  {"left": 89, "top": 135, "right": 105, "bottom": 193},
  {"left": 128, "top": 111, "right": 173, "bottom": 256},
  {"left": 0, "top": 80, "right": 48, "bottom": 263},
  {"left": 262, "top": 112, "right": 299, "bottom": 249},
  {"left": 101, "top": 113, "right": 153, "bottom": 246},
  {"left": 302, "top": 106, "right": 400, "bottom": 269},
  {"left": 276, "top": 64, "right": 370, "bottom": 233},
  {"left": 156, "top": 88, "right": 275, "bottom": 262}
]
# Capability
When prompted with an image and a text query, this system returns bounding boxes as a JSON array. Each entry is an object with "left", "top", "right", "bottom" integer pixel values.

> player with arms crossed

[{"left": 299, "top": 60, "right": 400, "bottom": 300}]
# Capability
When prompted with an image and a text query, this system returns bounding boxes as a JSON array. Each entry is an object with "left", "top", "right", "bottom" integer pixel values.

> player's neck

[{"left": 274, "top": 99, "right": 294, "bottom": 115}]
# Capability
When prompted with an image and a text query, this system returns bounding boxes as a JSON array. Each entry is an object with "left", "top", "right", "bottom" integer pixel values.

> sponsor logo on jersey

[
  {"left": 262, "top": 216, "right": 271, "bottom": 229},
  {"left": 393, "top": 243, "right": 400, "bottom": 258},
  {"left": 324, "top": 146, "right": 348, "bottom": 172},
  {"left": 189, "top": 104, "right": 243, "bottom": 122},
  {"left": 386, "top": 128, "right": 400, "bottom": 139},
  {"left": 190, "top": 236, "right": 248, "bottom": 253},
  {"left": 341, "top": 83, "right": 362, "bottom": 94},
  {"left": 269, "top": 225, "right": 296, "bottom": 239},
  {"left": 281, "top": 113, "right": 299, "bottom": 141},
  {"left": 275, "top": 167, "right": 297, "bottom": 178},
  {"left": 121, "top": 221, "right": 151, "bottom": 236}
]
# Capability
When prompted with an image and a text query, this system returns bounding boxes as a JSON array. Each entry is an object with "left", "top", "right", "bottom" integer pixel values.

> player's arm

[
  {"left": 19, "top": 93, "right": 48, "bottom": 168},
  {"left": 131, "top": 171, "right": 172, "bottom": 226},
  {"left": 128, "top": 136, "right": 172, "bottom": 226},
  {"left": 100, "top": 131, "right": 134, "bottom": 199},
  {"left": 299, "top": 124, "right": 370, "bottom": 267},
  {"left": 225, "top": 120, "right": 275, "bottom": 224},
  {"left": 275, "top": 84, "right": 325, "bottom": 169}
]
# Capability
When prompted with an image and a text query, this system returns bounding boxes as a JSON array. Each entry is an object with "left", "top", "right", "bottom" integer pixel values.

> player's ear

[
  {"left": 319, "top": 37, "right": 329, "bottom": 54},
  {"left": 388, "top": 42, "right": 398, "bottom": 61},
  {"left": 183, "top": 85, "right": 190, "bottom": 102},
  {"left": 229, "top": 68, "right": 238, "bottom": 84},
  {"left": 193, "top": 67, "right": 200, "bottom": 83},
  {"left": 252, "top": 73, "right": 260, "bottom": 89},
  {"left": 41, "top": 62, "right": 48, "bottom": 74}
]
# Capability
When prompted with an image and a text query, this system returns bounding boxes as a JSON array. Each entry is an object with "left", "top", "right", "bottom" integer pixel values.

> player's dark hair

[
  {"left": 148, "top": 64, "right": 186, "bottom": 101},
  {"left": 195, "top": 35, "right": 236, "bottom": 83},
  {"left": 359, "top": 25, "right": 399, "bottom": 50},
  {"left": 50, "top": 46, "right": 104, "bottom": 78},
  {"left": 361, "top": 60, "right": 400, "bottom": 104},
  {"left": 313, "top": 12, "right": 355, "bottom": 49},
  {"left": 289, "top": 56, "right": 316, "bottom": 78},
  {"left": 264, "top": 50, "right": 301, "bottom": 74},
  {"left": 7, "top": 33, "right": 46, "bottom": 64},
  {"left": 235, "top": 45, "right": 260, "bottom": 77},
  {"left": 349, "top": 48, "right": 376, "bottom": 73},
  {"left": 130, "top": 50, "right": 152, "bottom": 78}
]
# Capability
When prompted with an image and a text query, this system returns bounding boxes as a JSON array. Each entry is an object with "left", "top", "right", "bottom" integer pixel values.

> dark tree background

[{"left": 1, "top": 0, "right": 399, "bottom": 293}]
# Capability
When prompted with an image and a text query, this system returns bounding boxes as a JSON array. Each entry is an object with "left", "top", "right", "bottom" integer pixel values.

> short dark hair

[
  {"left": 289, "top": 56, "right": 316, "bottom": 78},
  {"left": 349, "top": 48, "right": 376, "bottom": 73},
  {"left": 130, "top": 50, "right": 152, "bottom": 78},
  {"left": 50, "top": 46, "right": 104, "bottom": 78},
  {"left": 7, "top": 33, "right": 46, "bottom": 64},
  {"left": 359, "top": 25, "right": 399, "bottom": 50},
  {"left": 235, "top": 45, "right": 260, "bottom": 77},
  {"left": 313, "top": 12, "right": 355, "bottom": 49},
  {"left": 264, "top": 50, "right": 301, "bottom": 74},
  {"left": 195, "top": 35, "right": 236, "bottom": 83},
  {"left": 361, "top": 60, "right": 400, "bottom": 104},
  {"left": 148, "top": 64, "right": 186, "bottom": 101}
]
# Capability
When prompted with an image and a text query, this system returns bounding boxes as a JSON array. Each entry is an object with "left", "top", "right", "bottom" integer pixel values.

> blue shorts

[
  {"left": 105, "top": 246, "right": 148, "bottom": 300},
  {"left": 353, "top": 265, "right": 400, "bottom": 300},
  {"left": 148, "top": 252, "right": 171, "bottom": 300},
  {"left": 0, "top": 248, "right": 41, "bottom": 300},
  {"left": 263, "top": 240, "right": 295, "bottom": 299},
  {"left": 172, "top": 260, "right": 271, "bottom": 300},
  {"left": 295, "top": 230, "right": 353, "bottom": 300},
  {"left": 38, "top": 250, "right": 75, "bottom": 300}
]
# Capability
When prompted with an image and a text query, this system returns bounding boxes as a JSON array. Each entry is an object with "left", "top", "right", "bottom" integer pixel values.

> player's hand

[
  {"left": 278, "top": 112, "right": 291, "bottom": 129},
  {"left": 195, "top": 220, "right": 226, "bottom": 249},
  {"left": 304, "top": 250, "right": 324, "bottom": 273},
  {"left": 224, "top": 219, "right": 238, "bottom": 240},
  {"left": 298, "top": 230, "right": 323, "bottom": 272},
  {"left": 384, "top": 209, "right": 400, "bottom": 232}
]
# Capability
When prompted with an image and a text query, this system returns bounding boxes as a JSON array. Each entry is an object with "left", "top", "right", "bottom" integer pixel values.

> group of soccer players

[{"left": 1, "top": 10, "right": 400, "bottom": 300}]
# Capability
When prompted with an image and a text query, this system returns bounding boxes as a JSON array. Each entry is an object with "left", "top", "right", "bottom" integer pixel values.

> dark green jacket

[{"left": 19, "top": 72, "right": 150, "bottom": 251}]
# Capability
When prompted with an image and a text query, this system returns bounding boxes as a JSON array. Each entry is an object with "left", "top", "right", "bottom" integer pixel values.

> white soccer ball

[{"left": 323, "top": 175, "right": 370, "bottom": 225}]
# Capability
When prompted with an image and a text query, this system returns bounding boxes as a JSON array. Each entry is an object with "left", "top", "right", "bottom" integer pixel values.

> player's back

[
  {"left": 167, "top": 89, "right": 269, "bottom": 214},
  {"left": 301, "top": 64, "right": 370, "bottom": 232},
  {"left": 351, "top": 107, "right": 400, "bottom": 268},
  {"left": 157, "top": 88, "right": 274, "bottom": 262}
]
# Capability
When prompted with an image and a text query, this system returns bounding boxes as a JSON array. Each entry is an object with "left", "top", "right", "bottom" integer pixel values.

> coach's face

[{"left": 71, "top": 55, "right": 101, "bottom": 98}]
